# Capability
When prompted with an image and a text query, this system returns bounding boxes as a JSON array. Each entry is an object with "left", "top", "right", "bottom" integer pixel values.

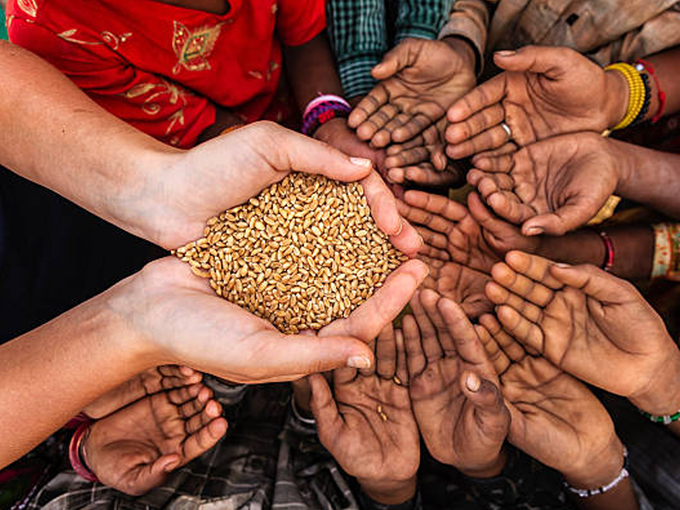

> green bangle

[{"left": 639, "top": 409, "right": 680, "bottom": 425}]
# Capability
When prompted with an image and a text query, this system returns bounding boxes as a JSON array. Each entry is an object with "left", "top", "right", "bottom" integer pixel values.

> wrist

[
  {"left": 458, "top": 448, "right": 507, "bottom": 479},
  {"left": 562, "top": 436, "right": 624, "bottom": 490},
  {"left": 604, "top": 69, "right": 630, "bottom": 129},
  {"left": 359, "top": 477, "right": 417, "bottom": 505},
  {"left": 442, "top": 36, "right": 477, "bottom": 75},
  {"left": 628, "top": 346, "right": 680, "bottom": 416}
]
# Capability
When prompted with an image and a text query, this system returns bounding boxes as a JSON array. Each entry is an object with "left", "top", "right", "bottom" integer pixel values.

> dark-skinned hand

[
  {"left": 85, "top": 384, "right": 227, "bottom": 495},
  {"left": 398, "top": 190, "right": 540, "bottom": 273},
  {"left": 468, "top": 132, "right": 620, "bottom": 236},
  {"left": 403, "top": 291, "right": 509, "bottom": 477},
  {"left": 349, "top": 38, "right": 476, "bottom": 148},
  {"left": 310, "top": 324, "right": 419, "bottom": 506},
  {"left": 446, "top": 45, "right": 627, "bottom": 159},
  {"left": 478, "top": 313, "right": 628, "bottom": 491},
  {"left": 485, "top": 250, "right": 680, "bottom": 416}
]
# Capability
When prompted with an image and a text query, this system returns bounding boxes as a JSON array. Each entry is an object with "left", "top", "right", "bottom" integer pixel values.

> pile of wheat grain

[{"left": 175, "top": 173, "right": 406, "bottom": 334}]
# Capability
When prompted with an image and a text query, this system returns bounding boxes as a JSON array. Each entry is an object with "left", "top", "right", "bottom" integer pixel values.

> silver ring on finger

[{"left": 501, "top": 122, "right": 513, "bottom": 141}]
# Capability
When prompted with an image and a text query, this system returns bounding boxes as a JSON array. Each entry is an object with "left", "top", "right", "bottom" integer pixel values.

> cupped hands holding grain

[{"left": 176, "top": 172, "right": 424, "bottom": 334}]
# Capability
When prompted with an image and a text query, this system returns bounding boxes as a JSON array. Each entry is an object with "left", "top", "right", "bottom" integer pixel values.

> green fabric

[
  {"left": 0, "top": 5, "right": 7, "bottom": 41},
  {"left": 326, "top": 0, "right": 454, "bottom": 98}
]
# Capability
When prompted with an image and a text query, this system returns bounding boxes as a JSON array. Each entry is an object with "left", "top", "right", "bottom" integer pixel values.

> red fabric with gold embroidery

[{"left": 7, "top": 0, "right": 325, "bottom": 148}]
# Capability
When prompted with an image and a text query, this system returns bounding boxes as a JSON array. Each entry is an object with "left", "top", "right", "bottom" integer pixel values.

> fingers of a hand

[
  {"left": 402, "top": 314, "right": 426, "bottom": 378},
  {"left": 447, "top": 77, "right": 505, "bottom": 123},
  {"left": 385, "top": 146, "right": 431, "bottom": 169},
  {"left": 505, "top": 251, "right": 564, "bottom": 290},
  {"left": 475, "top": 322, "right": 511, "bottom": 375},
  {"left": 376, "top": 323, "right": 397, "bottom": 379},
  {"left": 478, "top": 313, "right": 526, "bottom": 363},
  {"left": 386, "top": 134, "right": 426, "bottom": 155},
  {"left": 445, "top": 104, "right": 505, "bottom": 144},
  {"left": 394, "top": 329, "right": 409, "bottom": 385},
  {"left": 438, "top": 298, "right": 487, "bottom": 362},
  {"left": 403, "top": 165, "right": 461, "bottom": 187},
  {"left": 485, "top": 281, "right": 543, "bottom": 323},
  {"left": 480, "top": 187, "right": 533, "bottom": 226},
  {"left": 390, "top": 218, "right": 424, "bottom": 257},
  {"left": 349, "top": 87, "right": 390, "bottom": 129},
  {"left": 491, "top": 262, "right": 554, "bottom": 307},
  {"left": 158, "top": 365, "right": 203, "bottom": 389},
  {"left": 522, "top": 204, "right": 594, "bottom": 237},
  {"left": 360, "top": 170, "right": 404, "bottom": 238},
  {"left": 471, "top": 142, "right": 518, "bottom": 163},
  {"left": 179, "top": 394, "right": 208, "bottom": 419},
  {"left": 393, "top": 113, "right": 436, "bottom": 143},
  {"left": 373, "top": 113, "right": 415, "bottom": 148},
  {"left": 493, "top": 45, "right": 569, "bottom": 78},
  {"left": 259, "top": 123, "right": 373, "bottom": 182},
  {"left": 549, "top": 261, "right": 637, "bottom": 302},
  {"left": 461, "top": 372, "right": 509, "bottom": 430},
  {"left": 358, "top": 104, "right": 401, "bottom": 143},
  {"left": 168, "top": 384, "right": 207, "bottom": 407},
  {"left": 417, "top": 289, "right": 447, "bottom": 360},
  {"left": 185, "top": 399, "right": 223, "bottom": 434},
  {"left": 320, "top": 259, "right": 428, "bottom": 342},
  {"left": 404, "top": 190, "right": 469, "bottom": 223},
  {"left": 309, "top": 373, "right": 343, "bottom": 441},
  {"left": 420, "top": 243, "right": 451, "bottom": 261},
  {"left": 180, "top": 417, "right": 228, "bottom": 464},
  {"left": 496, "top": 305, "right": 544, "bottom": 354},
  {"left": 446, "top": 124, "right": 512, "bottom": 160}
]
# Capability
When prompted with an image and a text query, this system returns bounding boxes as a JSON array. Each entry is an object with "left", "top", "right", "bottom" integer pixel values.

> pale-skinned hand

[
  {"left": 485, "top": 250, "right": 680, "bottom": 415},
  {"left": 478, "top": 314, "right": 626, "bottom": 489},
  {"left": 85, "top": 384, "right": 227, "bottom": 495},
  {"left": 446, "top": 45, "right": 627, "bottom": 159},
  {"left": 349, "top": 38, "right": 476, "bottom": 148},
  {"left": 398, "top": 190, "right": 540, "bottom": 273},
  {"left": 150, "top": 122, "right": 420, "bottom": 255},
  {"left": 468, "top": 132, "right": 620, "bottom": 236},
  {"left": 403, "top": 291, "right": 509, "bottom": 477},
  {"left": 310, "top": 324, "right": 419, "bottom": 505},
  {"left": 109, "top": 255, "right": 428, "bottom": 384}
]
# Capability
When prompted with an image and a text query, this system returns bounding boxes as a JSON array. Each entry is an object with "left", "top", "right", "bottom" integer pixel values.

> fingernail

[
  {"left": 347, "top": 355, "right": 372, "bottom": 369},
  {"left": 495, "top": 50, "right": 516, "bottom": 57},
  {"left": 350, "top": 157, "right": 372, "bottom": 168},
  {"left": 163, "top": 460, "right": 180, "bottom": 473},
  {"left": 555, "top": 263, "right": 571, "bottom": 269},
  {"left": 395, "top": 217, "right": 404, "bottom": 236},
  {"left": 466, "top": 373, "right": 481, "bottom": 392},
  {"left": 525, "top": 226, "right": 544, "bottom": 236}
]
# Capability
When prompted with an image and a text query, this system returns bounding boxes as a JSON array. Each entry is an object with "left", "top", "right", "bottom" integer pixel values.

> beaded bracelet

[
  {"left": 301, "top": 94, "right": 351, "bottom": 136},
  {"left": 68, "top": 420, "right": 99, "bottom": 483},
  {"left": 635, "top": 59, "right": 667, "bottom": 123},
  {"left": 563, "top": 447, "right": 629, "bottom": 498},
  {"left": 631, "top": 72, "right": 651, "bottom": 127},
  {"left": 605, "top": 62, "right": 646, "bottom": 131},
  {"left": 639, "top": 409, "right": 680, "bottom": 425}
]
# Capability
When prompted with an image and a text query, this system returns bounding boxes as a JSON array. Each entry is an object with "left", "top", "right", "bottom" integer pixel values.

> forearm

[
  {"left": 571, "top": 480, "right": 639, "bottom": 510},
  {"left": 0, "top": 42, "right": 179, "bottom": 243},
  {"left": 284, "top": 33, "right": 345, "bottom": 113},
  {"left": 438, "top": 0, "right": 490, "bottom": 75},
  {"left": 0, "top": 276, "right": 157, "bottom": 468},
  {"left": 613, "top": 139, "right": 680, "bottom": 219},
  {"left": 536, "top": 226, "right": 654, "bottom": 280}
]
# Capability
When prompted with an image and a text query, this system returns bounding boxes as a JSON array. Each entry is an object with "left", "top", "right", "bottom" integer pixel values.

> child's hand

[
  {"left": 85, "top": 384, "right": 227, "bottom": 495},
  {"left": 349, "top": 38, "right": 477, "bottom": 148},
  {"left": 403, "top": 291, "right": 509, "bottom": 477},
  {"left": 310, "top": 324, "right": 419, "bottom": 505},
  {"left": 479, "top": 314, "right": 626, "bottom": 490}
]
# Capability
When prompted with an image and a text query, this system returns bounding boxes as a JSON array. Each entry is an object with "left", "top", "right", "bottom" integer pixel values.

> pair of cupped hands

[{"left": 351, "top": 39, "right": 635, "bottom": 237}]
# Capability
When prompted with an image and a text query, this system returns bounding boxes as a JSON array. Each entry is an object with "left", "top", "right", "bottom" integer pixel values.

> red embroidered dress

[{"left": 7, "top": 0, "right": 325, "bottom": 147}]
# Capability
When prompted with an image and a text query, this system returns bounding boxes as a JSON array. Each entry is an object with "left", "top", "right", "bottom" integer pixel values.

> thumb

[
  {"left": 467, "top": 191, "right": 508, "bottom": 238},
  {"left": 461, "top": 372, "right": 509, "bottom": 434},
  {"left": 522, "top": 200, "right": 594, "bottom": 236},
  {"left": 493, "top": 45, "right": 572, "bottom": 79},
  {"left": 549, "top": 262, "right": 639, "bottom": 304},
  {"left": 372, "top": 41, "right": 416, "bottom": 79},
  {"left": 309, "top": 373, "right": 343, "bottom": 442}
]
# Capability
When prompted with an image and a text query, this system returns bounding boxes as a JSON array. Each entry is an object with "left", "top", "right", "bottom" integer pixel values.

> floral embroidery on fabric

[
  {"left": 17, "top": 0, "right": 38, "bottom": 17},
  {"left": 652, "top": 223, "right": 680, "bottom": 281},
  {"left": 57, "top": 29, "right": 132, "bottom": 50},
  {"left": 172, "top": 21, "right": 223, "bottom": 74}
]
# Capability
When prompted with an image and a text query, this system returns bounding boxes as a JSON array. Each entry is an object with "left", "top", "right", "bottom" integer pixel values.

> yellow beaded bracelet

[{"left": 604, "top": 62, "right": 646, "bottom": 131}]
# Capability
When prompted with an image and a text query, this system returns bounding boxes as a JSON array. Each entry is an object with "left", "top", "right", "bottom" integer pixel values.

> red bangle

[
  {"left": 68, "top": 421, "right": 99, "bottom": 483},
  {"left": 635, "top": 59, "right": 667, "bottom": 124},
  {"left": 598, "top": 231, "right": 615, "bottom": 273}
]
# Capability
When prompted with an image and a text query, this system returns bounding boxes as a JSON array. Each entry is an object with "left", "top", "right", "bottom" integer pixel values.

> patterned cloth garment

[
  {"left": 17, "top": 379, "right": 653, "bottom": 510},
  {"left": 439, "top": 0, "right": 680, "bottom": 76},
  {"left": 6, "top": 0, "right": 324, "bottom": 148},
  {"left": 326, "top": 0, "right": 454, "bottom": 98}
]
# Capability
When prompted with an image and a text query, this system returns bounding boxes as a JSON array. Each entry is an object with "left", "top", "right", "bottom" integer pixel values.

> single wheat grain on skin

[{"left": 174, "top": 173, "right": 407, "bottom": 334}]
